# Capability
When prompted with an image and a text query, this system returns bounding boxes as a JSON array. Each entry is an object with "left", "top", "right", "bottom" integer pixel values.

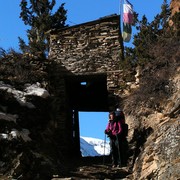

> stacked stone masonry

[
  {"left": 49, "top": 14, "right": 122, "bottom": 75},
  {"left": 48, "top": 14, "right": 124, "bottom": 157}
]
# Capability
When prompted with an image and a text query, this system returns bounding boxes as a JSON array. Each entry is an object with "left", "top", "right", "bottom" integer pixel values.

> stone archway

[{"left": 65, "top": 74, "right": 109, "bottom": 157}]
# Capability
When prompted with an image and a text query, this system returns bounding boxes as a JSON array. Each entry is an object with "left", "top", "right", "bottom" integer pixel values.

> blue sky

[
  {"left": 0, "top": 0, "right": 170, "bottom": 51},
  {"left": 0, "top": 0, "right": 170, "bottom": 140}
]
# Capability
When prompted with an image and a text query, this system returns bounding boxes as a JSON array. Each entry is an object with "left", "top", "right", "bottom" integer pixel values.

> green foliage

[
  {"left": 125, "top": 36, "right": 179, "bottom": 116},
  {"left": 170, "top": 11, "right": 180, "bottom": 37},
  {"left": 19, "top": 0, "right": 67, "bottom": 58},
  {"left": 160, "top": 0, "right": 171, "bottom": 29},
  {"left": 0, "top": 49, "right": 47, "bottom": 86},
  {"left": 0, "top": 48, "right": 6, "bottom": 58},
  {"left": 120, "top": 47, "right": 136, "bottom": 69},
  {"left": 123, "top": 0, "right": 180, "bottom": 115},
  {"left": 18, "top": 37, "right": 29, "bottom": 54}
]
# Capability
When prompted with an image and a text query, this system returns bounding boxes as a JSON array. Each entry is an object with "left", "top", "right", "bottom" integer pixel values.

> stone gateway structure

[{"left": 48, "top": 14, "right": 124, "bottom": 157}]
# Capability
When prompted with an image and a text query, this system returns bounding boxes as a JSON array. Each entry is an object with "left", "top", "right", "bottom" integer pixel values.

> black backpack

[
  {"left": 121, "top": 123, "right": 128, "bottom": 137},
  {"left": 115, "top": 110, "right": 128, "bottom": 137}
]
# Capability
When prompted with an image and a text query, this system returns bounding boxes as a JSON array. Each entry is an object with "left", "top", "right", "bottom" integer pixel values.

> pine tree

[
  {"left": 159, "top": 0, "right": 170, "bottom": 30},
  {"left": 132, "top": 15, "right": 152, "bottom": 65},
  {"left": 124, "top": 0, "right": 171, "bottom": 66},
  {"left": 19, "top": 0, "right": 67, "bottom": 58}
]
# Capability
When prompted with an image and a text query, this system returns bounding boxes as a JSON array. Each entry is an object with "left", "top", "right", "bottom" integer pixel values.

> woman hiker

[{"left": 104, "top": 110, "right": 127, "bottom": 168}]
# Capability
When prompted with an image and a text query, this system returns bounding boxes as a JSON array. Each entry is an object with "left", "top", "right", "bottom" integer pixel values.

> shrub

[{"left": 0, "top": 49, "right": 47, "bottom": 88}]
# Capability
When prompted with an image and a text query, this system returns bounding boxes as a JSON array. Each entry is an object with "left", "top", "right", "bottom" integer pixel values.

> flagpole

[
  {"left": 119, "top": 0, "right": 122, "bottom": 16},
  {"left": 119, "top": 0, "right": 123, "bottom": 36},
  {"left": 119, "top": 0, "right": 125, "bottom": 61}
]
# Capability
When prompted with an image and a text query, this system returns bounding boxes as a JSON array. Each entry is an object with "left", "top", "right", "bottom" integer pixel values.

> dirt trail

[{"left": 53, "top": 156, "right": 132, "bottom": 180}]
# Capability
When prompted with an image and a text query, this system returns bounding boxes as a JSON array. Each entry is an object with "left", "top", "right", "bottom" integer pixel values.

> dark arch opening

[
  {"left": 65, "top": 74, "right": 109, "bottom": 157},
  {"left": 65, "top": 73, "right": 108, "bottom": 111}
]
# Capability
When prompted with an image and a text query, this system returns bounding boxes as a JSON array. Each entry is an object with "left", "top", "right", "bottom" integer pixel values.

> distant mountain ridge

[{"left": 80, "top": 136, "right": 110, "bottom": 157}]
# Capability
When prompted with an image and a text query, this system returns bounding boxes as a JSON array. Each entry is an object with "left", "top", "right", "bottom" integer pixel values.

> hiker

[
  {"left": 115, "top": 108, "right": 128, "bottom": 166},
  {"left": 104, "top": 110, "right": 127, "bottom": 168}
]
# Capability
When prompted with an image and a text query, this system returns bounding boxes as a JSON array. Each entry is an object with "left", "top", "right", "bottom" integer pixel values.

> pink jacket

[{"left": 105, "top": 120, "right": 123, "bottom": 136}]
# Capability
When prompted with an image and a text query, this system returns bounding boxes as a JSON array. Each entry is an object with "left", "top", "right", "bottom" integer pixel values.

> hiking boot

[{"left": 116, "top": 164, "right": 127, "bottom": 168}]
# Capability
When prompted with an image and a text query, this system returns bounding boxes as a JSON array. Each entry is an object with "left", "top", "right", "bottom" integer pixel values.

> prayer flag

[
  {"left": 122, "top": 0, "right": 133, "bottom": 42},
  {"left": 122, "top": 23, "right": 132, "bottom": 42}
]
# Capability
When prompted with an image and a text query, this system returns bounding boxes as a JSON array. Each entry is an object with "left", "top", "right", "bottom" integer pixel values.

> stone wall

[
  {"left": 49, "top": 14, "right": 123, "bottom": 74},
  {"left": 48, "top": 14, "right": 125, "bottom": 157},
  {"left": 48, "top": 14, "right": 126, "bottom": 108}
]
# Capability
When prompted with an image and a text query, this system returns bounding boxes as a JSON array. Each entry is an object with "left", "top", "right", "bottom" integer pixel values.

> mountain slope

[{"left": 80, "top": 136, "right": 110, "bottom": 157}]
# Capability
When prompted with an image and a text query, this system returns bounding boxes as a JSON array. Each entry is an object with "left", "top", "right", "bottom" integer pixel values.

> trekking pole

[
  {"left": 103, "top": 133, "right": 106, "bottom": 165},
  {"left": 116, "top": 134, "right": 121, "bottom": 167}
]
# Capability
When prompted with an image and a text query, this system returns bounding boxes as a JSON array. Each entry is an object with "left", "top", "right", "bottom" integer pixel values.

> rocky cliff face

[
  {"left": 170, "top": 0, "right": 180, "bottom": 16},
  {"left": 123, "top": 34, "right": 180, "bottom": 179},
  {"left": 0, "top": 3, "right": 179, "bottom": 179},
  {"left": 169, "top": 0, "right": 180, "bottom": 27},
  {"left": 0, "top": 42, "right": 179, "bottom": 179},
  {"left": 130, "top": 72, "right": 180, "bottom": 179},
  {"left": 0, "top": 82, "right": 64, "bottom": 180}
]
